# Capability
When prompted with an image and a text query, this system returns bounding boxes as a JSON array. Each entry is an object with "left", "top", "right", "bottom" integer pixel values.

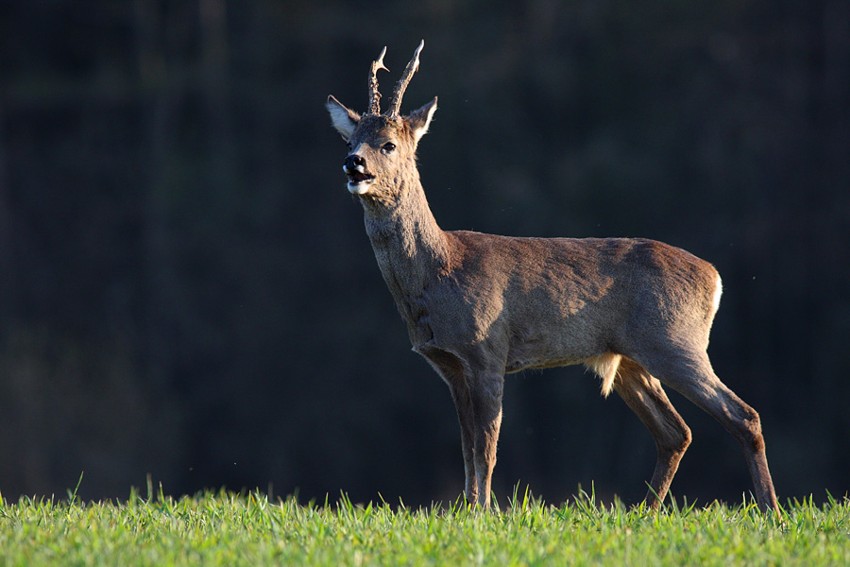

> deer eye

[{"left": 381, "top": 142, "right": 396, "bottom": 154}]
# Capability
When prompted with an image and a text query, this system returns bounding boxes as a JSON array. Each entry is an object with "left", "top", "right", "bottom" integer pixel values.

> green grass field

[{"left": 1, "top": 485, "right": 848, "bottom": 566}]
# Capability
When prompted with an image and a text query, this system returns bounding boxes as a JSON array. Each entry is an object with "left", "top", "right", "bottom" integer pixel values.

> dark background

[{"left": 1, "top": 1, "right": 848, "bottom": 506}]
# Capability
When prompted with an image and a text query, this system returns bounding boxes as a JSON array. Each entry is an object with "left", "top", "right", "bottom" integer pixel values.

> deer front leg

[
  {"left": 470, "top": 373, "right": 504, "bottom": 508},
  {"left": 448, "top": 380, "right": 477, "bottom": 503},
  {"left": 422, "top": 347, "right": 478, "bottom": 503}
]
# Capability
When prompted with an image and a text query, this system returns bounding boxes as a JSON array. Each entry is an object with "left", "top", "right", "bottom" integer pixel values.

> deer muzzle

[{"left": 342, "top": 154, "right": 374, "bottom": 195}]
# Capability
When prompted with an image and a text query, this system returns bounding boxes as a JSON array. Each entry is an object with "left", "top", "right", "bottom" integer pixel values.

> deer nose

[{"left": 343, "top": 154, "right": 366, "bottom": 173}]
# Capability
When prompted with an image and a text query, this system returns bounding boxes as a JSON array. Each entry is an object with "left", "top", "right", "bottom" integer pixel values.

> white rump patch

[
  {"left": 585, "top": 353, "right": 622, "bottom": 398},
  {"left": 711, "top": 273, "right": 723, "bottom": 318}
]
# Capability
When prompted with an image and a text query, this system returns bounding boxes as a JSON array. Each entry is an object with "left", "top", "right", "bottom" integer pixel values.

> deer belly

[
  {"left": 505, "top": 356, "right": 586, "bottom": 373},
  {"left": 504, "top": 323, "right": 606, "bottom": 374}
]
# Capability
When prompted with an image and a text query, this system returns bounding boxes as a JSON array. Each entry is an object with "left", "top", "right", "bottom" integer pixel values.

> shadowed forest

[{"left": 1, "top": 1, "right": 848, "bottom": 505}]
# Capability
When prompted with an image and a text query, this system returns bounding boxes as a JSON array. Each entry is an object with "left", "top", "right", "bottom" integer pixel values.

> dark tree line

[{"left": 1, "top": 0, "right": 848, "bottom": 505}]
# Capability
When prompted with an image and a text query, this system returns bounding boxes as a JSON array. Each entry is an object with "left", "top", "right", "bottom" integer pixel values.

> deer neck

[{"left": 361, "top": 175, "right": 449, "bottom": 327}]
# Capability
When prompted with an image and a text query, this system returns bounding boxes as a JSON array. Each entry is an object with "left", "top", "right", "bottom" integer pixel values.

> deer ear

[
  {"left": 407, "top": 97, "right": 438, "bottom": 143},
  {"left": 326, "top": 95, "right": 360, "bottom": 141}
]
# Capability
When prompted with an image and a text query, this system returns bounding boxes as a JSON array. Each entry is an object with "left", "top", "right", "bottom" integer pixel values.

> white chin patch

[{"left": 347, "top": 180, "right": 373, "bottom": 195}]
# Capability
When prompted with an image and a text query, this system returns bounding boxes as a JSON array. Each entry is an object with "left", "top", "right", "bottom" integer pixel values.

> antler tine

[
  {"left": 386, "top": 40, "right": 424, "bottom": 119},
  {"left": 367, "top": 46, "right": 389, "bottom": 115}
]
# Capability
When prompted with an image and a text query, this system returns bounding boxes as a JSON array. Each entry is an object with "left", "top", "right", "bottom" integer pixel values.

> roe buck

[{"left": 326, "top": 41, "right": 779, "bottom": 512}]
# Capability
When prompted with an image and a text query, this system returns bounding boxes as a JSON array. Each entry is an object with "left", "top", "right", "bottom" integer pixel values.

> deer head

[{"left": 326, "top": 41, "right": 438, "bottom": 205}]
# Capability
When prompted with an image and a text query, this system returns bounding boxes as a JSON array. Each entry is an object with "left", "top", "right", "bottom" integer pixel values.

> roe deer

[{"left": 326, "top": 41, "right": 779, "bottom": 512}]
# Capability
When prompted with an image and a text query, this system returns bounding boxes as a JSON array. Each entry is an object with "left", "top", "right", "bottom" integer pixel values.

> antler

[
  {"left": 367, "top": 46, "right": 389, "bottom": 115},
  {"left": 386, "top": 40, "right": 424, "bottom": 119}
]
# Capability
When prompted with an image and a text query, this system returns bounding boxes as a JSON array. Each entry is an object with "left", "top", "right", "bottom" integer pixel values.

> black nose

[{"left": 344, "top": 154, "right": 366, "bottom": 171}]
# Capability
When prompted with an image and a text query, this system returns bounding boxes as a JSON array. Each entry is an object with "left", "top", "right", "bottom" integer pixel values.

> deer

[{"left": 325, "top": 41, "right": 780, "bottom": 512}]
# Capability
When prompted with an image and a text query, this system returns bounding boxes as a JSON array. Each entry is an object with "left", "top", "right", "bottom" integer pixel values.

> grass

[{"left": 1, "top": 483, "right": 849, "bottom": 566}]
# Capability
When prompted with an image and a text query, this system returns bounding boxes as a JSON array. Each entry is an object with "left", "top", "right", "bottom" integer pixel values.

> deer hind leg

[
  {"left": 638, "top": 348, "right": 780, "bottom": 512},
  {"left": 612, "top": 358, "right": 692, "bottom": 509}
]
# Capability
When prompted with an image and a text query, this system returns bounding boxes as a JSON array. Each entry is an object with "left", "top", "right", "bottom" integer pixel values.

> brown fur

[{"left": 326, "top": 44, "right": 779, "bottom": 512}]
